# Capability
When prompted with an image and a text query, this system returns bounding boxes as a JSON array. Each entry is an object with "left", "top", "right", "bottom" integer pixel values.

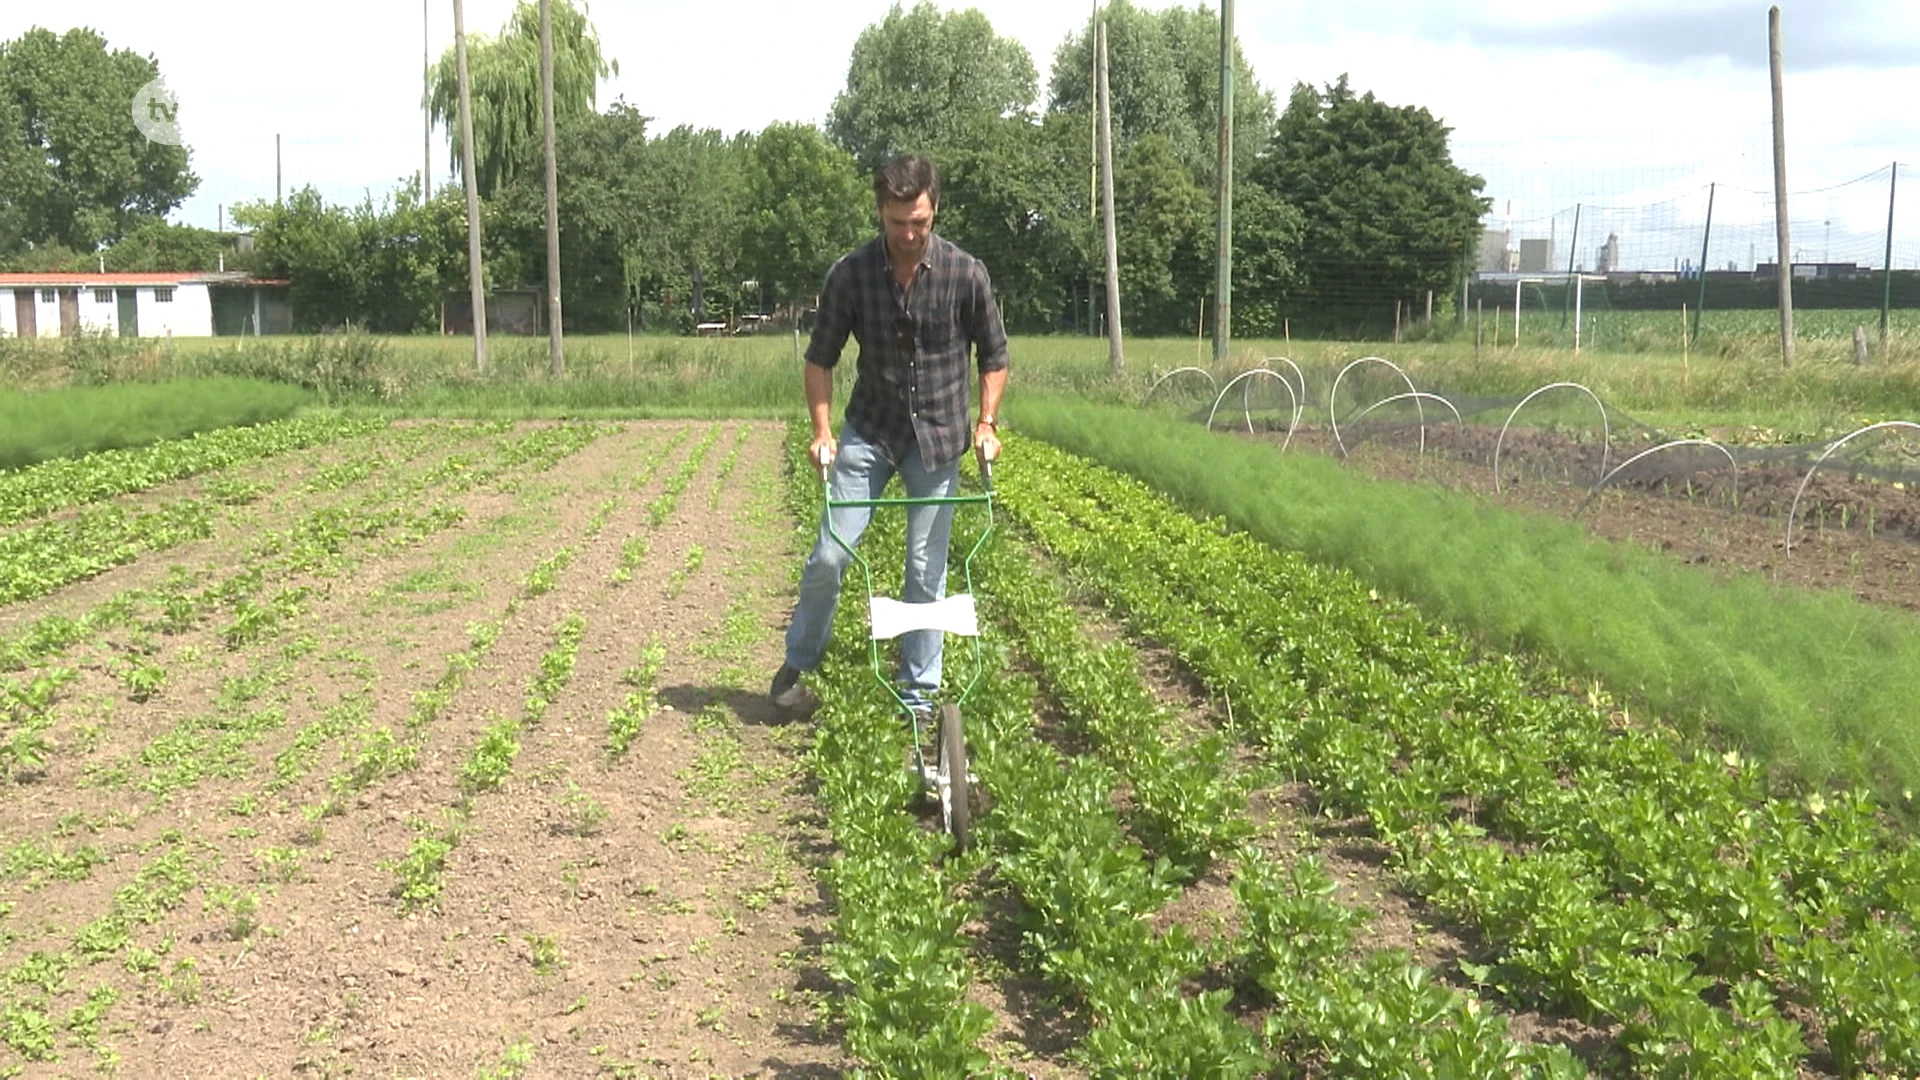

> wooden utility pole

[
  {"left": 1769, "top": 5, "right": 1793, "bottom": 368},
  {"left": 1088, "top": 0, "right": 1098, "bottom": 227},
  {"left": 423, "top": 0, "right": 431, "bottom": 194},
  {"left": 540, "top": 0, "right": 564, "bottom": 375},
  {"left": 453, "top": 0, "right": 488, "bottom": 373},
  {"left": 1212, "top": 0, "right": 1233, "bottom": 362},
  {"left": 1096, "top": 16, "right": 1124, "bottom": 373},
  {"left": 1088, "top": 0, "right": 1098, "bottom": 338}
]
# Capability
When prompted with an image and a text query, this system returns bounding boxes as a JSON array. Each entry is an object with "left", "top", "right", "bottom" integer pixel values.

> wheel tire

[{"left": 937, "top": 703, "right": 971, "bottom": 852}]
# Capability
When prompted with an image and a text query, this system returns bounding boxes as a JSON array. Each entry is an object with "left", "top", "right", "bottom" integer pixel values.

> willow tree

[{"left": 428, "top": 0, "right": 615, "bottom": 199}]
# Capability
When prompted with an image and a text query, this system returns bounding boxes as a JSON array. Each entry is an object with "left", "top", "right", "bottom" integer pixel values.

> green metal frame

[{"left": 821, "top": 463, "right": 995, "bottom": 734}]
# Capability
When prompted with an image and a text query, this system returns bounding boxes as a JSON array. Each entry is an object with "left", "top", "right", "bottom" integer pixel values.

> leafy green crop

[
  {"left": 997, "top": 433, "right": 1920, "bottom": 1076},
  {"left": 0, "top": 414, "right": 379, "bottom": 525}
]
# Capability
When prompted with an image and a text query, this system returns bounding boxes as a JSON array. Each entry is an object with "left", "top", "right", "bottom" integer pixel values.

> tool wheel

[{"left": 935, "top": 703, "right": 971, "bottom": 851}]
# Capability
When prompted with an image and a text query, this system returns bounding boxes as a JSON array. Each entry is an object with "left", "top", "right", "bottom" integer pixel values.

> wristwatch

[{"left": 977, "top": 414, "right": 997, "bottom": 431}]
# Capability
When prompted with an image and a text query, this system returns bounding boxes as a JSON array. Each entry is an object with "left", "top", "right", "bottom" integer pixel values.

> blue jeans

[{"left": 785, "top": 424, "right": 959, "bottom": 709}]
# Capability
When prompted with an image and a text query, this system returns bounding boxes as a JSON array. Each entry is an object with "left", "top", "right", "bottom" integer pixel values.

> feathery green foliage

[
  {"left": 1013, "top": 393, "right": 1920, "bottom": 795},
  {"left": 0, "top": 378, "right": 309, "bottom": 470}
]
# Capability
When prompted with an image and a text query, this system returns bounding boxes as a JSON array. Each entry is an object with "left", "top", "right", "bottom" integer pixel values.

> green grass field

[
  {"left": 0, "top": 378, "right": 311, "bottom": 468},
  {"left": 1470, "top": 304, "right": 1920, "bottom": 359},
  {"left": 8, "top": 324, "right": 1920, "bottom": 433}
]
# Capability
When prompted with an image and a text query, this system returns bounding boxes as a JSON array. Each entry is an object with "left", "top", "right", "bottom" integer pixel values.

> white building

[{"left": 0, "top": 272, "right": 291, "bottom": 339}]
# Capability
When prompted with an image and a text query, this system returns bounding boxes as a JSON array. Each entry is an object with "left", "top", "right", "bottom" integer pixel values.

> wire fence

[{"left": 1447, "top": 143, "right": 1917, "bottom": 356}]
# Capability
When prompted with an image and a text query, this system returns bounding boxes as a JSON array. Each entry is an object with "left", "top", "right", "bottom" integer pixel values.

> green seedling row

[
  {"left": 4, "top": 423, "right": 603, "bottom": 794},
  {"left": 999, "top": 434, "right": 1920, "bottom": 1077},
  {"left": 780, "top": 431, "right": 998, "bottom": 1076},
  {"left": 606, "top": 641, "right": 666, "bottom": 759},
  {"left": 0, "top": 415, "right": 385, "bottom": 528},
  {"left": 0, "top": 420, "right": 572, "bottom": 674},
  {"left": 706, "top": 423, "right": 754, "bottom": 510},
  {"left": 969, "top": 480, "right": 1576, "bottom": 1076},
  {"left": 0, "top": 498, "right": 219, "bottom": 605},
  {"left": 977, "top": 536, "right": 1250, "bottom": 878},
  {"left": 644, "top": 425, "right": 723, "bottom": 528}
]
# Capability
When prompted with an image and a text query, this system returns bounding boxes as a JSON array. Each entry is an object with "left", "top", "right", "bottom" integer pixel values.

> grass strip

[
  {"left": 1013, "top": 392, "right": 1920, "bottom": 798},
  {"left": 0, "top": 378, "right": 311, "bottom": 471}
]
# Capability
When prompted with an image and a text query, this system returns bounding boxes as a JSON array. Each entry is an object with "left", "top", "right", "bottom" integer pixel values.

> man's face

[{"left": 880, "top": 193, "right": 936, "bottom": 264}]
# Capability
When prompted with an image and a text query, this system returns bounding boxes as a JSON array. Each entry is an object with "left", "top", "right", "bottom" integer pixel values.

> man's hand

[
  {"left": 973, "top": 422, "right": 1000, "bottom": 466},
  {"left": 810, "top": 432, "right": 838, "bottom": 479}
]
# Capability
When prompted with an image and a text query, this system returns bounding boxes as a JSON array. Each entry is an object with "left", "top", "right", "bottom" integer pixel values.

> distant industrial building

[
  {"left": 1597, "top": 233, "right": 1621, "bottom": 274},
  {"left": 1518, "top": 238, "right": 1555, "bottom": 274},
  {"left": 1478, "top": 227, "right": 1517, "bottom": 273},
  {"left": 1754, "top": 261, "right": 1872, "bottom": 281}
]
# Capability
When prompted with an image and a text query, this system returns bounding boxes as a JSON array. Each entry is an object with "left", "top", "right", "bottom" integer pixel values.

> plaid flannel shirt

[{"left": 804, "top": 232, "right": 1010, "bottom": 470}]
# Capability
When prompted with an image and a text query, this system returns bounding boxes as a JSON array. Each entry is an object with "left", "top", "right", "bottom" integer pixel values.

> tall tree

[
  {"left": 0, "top": 27, "right": 198, "bottom": 253},
  {"left": 427, "top": 0, "right": 614, "bottom": 199},
  {"left": 493, "top": 101, "right": 655, "bottom": 333},
  {"left": 489, "top": 106, "right": 758, "bottom": 331},
  {"left": 1227, "top": 182, "right": 1303, "bottom": 337},
  {"left": 0, "top": 88, "right": 31, "bottom": 258},
  {"left": 641, "top": 126, "right": 749, "bottom": 323},
  {"left": 1253, "top": 75, "right": 1489, "bottom": 336},
  {"left": 828, "top": 2, "right": 1037, "bottom": 173},
  {"left": 738, "top": 123, "right": 868, "bottom": 308},
  {"left": 233, "top": 183, "right": 469, "bottom": 333},
  {"left": 1111, "top": 134, "right": 1211, "bottom": 336},
  {"left": 1046, "top": 0, "right": 1274, "bottom": 184},
  {"left": 937, "top": 113, "right": 1092, "bottom": 333}
]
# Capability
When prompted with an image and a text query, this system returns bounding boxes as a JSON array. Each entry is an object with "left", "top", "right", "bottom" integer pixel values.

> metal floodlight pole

[
  {"left": 540, "top": 0, "right": 564, "bottom": 376},
  {"left": 1574, "top": 274, "right": 1585, "bottom": 354},
  {"left": 1694, "top": 182, "right": 1714, "bottom": 346},
  {"left": 1096, "top": 16, "right": 1124, "bottom": 372},
  {"left": 1212, "top": 0, "right": 1233, "bottom": 362},
  {"left": 452, "top": 0, "right": 488, "bottom": 373},
  {"left": 1769, "top": 5, "right": 1794, "bottom": 368},
  {"left": 1562, "top": 203, "right": 1580, "bottom": 329},
  {"left": 1883, "top": 162, "right": 1899, "bottom": 354}
]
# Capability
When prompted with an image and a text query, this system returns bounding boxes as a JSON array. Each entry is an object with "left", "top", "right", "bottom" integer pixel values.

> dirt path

[{"left": 0, "top": 421, "right": 844, "bottom": 1078}]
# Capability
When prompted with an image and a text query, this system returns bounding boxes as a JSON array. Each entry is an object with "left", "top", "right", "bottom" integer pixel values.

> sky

[{"left": 4, "top": 0, "right": 1917, "bottom": 272}]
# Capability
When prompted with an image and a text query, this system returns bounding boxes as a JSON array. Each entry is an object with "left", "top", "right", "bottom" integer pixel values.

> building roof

[{"left": 0, "top": 272, "right": 288, "bottom": 287}]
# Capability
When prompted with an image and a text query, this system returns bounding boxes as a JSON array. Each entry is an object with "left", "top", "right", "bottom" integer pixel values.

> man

[{"left": 770, "top": 154, "right": 1009, "bottom": 717}]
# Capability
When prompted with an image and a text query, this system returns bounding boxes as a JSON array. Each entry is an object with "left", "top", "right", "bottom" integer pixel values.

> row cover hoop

[{"left": 1785, "top": 421, "right": 1920, "bottom": 555}]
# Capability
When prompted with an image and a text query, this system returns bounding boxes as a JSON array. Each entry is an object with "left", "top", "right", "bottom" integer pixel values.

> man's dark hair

[{"left": 874, "top": 155, "right": 939, "bottom": 210}]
